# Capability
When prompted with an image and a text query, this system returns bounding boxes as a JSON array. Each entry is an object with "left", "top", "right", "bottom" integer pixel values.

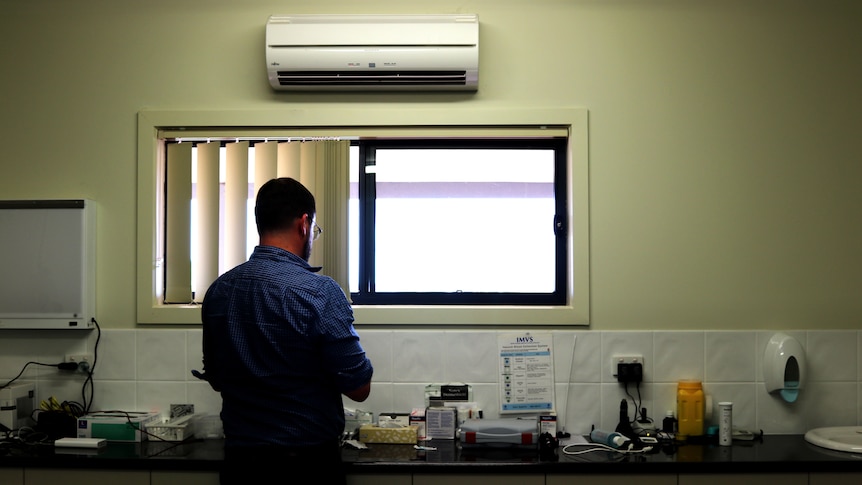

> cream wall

[{"left": 1, "top": 0, "right": 860, "bottom": 330}]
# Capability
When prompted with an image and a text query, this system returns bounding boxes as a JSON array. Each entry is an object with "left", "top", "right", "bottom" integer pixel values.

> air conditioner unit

[{"left": 266, "top": 14, "right": 479, "bottom": 91}]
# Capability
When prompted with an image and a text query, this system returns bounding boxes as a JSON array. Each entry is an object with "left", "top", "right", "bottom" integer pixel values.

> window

[
  {"left": 350, "top": 139, "right": 567, "bottom": 306},
  {"left": 136, "top": 108, "right": 589, "bottom": 325}
]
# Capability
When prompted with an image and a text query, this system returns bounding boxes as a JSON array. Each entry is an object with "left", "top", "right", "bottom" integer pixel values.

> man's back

[{"left": 202, "top": 245, "right": 373, "bottom": 447}]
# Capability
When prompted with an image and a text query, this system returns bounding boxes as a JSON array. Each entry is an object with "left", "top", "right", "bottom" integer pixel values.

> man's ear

[{"left": 299, "top": 213, "right": 311, "bottom": 238}]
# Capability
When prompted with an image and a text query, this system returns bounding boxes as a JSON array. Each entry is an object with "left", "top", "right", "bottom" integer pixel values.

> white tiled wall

[{"left": 2, "top": 329, "right": 859, "bottom": 436}]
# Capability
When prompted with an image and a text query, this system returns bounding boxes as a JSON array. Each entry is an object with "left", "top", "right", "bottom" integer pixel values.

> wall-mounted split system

[{"left": 266, "top": 14, "right": 479, "bottom": 91}]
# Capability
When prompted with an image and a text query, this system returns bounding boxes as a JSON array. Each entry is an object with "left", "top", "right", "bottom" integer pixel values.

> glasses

[{"left": 312, "top": 221, "right": 323, "bottom": 241}]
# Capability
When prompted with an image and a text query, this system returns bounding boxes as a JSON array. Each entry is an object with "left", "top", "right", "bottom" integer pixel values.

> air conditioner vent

[{"left": 275, "top": 70, "right": 469, "bottom": 88}]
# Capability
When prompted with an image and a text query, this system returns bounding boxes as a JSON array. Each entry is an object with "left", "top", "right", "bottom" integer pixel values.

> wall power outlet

[
  {"left": 610, "top": 355, "right": 644, "bottom": 382},
  {"left": 65, "top": 354, "right": 93, "bottom": 372}
]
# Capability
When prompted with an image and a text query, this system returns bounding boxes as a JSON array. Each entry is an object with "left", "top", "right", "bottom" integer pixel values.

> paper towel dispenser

[{"left": 763, "top": 332, "right": 805, "bottom": 403}]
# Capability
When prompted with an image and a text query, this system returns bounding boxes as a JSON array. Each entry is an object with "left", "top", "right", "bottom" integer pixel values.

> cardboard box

[
  {"left": 410, "top": 408, "right": 427, "bottom": 440},
  {"left": 425, "top": 406, "right": 457, "bottom": 440},
  {"left": 358, "top": 424, "right": 419, "bottom": 444},
  {"left": 76, "top": 412, "right": 161, "bottom": 442},
  {"left": 539, "top": 413, "right": 557, "bottom": 437}
]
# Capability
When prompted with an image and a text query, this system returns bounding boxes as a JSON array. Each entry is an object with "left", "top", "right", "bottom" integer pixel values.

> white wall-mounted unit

[
  {"left": 0, "top": 200, "right": 96, "bottom": 330},
  {"left": 266, "top": 14, "right": 479, "bottom": 91}
]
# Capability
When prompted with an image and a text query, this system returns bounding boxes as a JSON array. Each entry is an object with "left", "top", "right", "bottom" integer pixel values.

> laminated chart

[{"left": 498, "top": 332, "right": 555, "bottom": 413}]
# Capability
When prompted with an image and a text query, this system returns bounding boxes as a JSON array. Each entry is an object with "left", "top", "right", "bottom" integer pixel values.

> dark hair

[{"left": 254, "top": 177, "right": 316, "bottom": 235}]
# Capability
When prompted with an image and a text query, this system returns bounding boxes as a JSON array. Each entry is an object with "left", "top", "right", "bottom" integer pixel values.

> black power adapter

[{"left": 616, "top": 362, "right": 643, "bottom": 383}]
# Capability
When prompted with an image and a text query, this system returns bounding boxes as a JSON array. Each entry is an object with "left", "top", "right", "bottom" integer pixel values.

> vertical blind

[{"left": 163, "top": 139, "right": 350, "bottom": 304}]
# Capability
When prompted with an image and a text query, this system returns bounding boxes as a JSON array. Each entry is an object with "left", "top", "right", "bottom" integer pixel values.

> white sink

[{"left": 805, "top": 426, "right": 862, "bottom": 453}]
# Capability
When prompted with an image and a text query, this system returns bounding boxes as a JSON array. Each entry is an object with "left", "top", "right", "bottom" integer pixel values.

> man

[{"left": 201, "top": 177, "right": 373, "bottom": 485}]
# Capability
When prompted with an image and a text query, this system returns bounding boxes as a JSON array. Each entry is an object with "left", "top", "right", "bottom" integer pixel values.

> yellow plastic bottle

[{"left": 676, "top": 380, "right": 704, "bottom": 441}]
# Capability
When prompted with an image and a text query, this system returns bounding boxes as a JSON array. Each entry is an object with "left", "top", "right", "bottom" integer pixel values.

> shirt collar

[{"left": 253, "top": 245, "right": 322, "bottom": 273}]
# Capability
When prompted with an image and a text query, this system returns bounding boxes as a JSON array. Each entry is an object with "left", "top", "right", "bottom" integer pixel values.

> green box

[{"left": 77, "top": 412, "right": 161, "bottom": 442}]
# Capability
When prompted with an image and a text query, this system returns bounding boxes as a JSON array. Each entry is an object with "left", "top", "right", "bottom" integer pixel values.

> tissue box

[
  {"left": 76, "top": 411, "right": 161, "bottom": 442},
  {"left": 358, "top": 424, "right": 419, "bottom": 444},
  {"left": 378, "top": 413, "right": 410, "bottom": 427}
]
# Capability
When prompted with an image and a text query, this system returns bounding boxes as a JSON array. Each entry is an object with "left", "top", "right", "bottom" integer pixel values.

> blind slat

[
  {"left": 165, "top": 143, "right": 192, "bottom": 303},
  {"left": 194, "top": 142, "right": 220, "bottom": 302},
  {"left": 320, "top": 140, "right": 350, "bottom": 295},
  {"left": 277, "top": 141, "right": 301, "bottom": 179},
  {"left": 254, "top": 141, "right": 278, "bottom": 201},
  {"left": 225, "top": 142, "right": 249, "bottom": 270}
]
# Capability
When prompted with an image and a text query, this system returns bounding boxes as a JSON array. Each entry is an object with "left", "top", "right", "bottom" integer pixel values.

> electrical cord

[
  {"left": 82, "top": 317, "right": 101, "bottom": 414},
  {"left": 623, "top": 381, "right": 643, "bottom": 427},
  {"left": 624, "top": 380, "right": 663, "bottom": 446},
  {"left": 0, "top": 424, "right": 53, "bottom": 454},
  {"left": 0, "top": 361, "right": 78, "bottom": 390},
  {"left": 0, "top": 318, "right": 100, "bottom": 437},
  {"left": 0, "top": 319, "right": 99, "bottom": 395},
  {"left": 561, "top": 441, "right": 654, "bottom": 456}
]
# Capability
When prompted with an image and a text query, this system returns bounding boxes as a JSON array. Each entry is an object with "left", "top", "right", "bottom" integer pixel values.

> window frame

[
  {"left": 136, "top": 108, "right": 590, "bottom": 326},
  {"left": 352, "top": 138, "right": 568, "bottom": 306}
]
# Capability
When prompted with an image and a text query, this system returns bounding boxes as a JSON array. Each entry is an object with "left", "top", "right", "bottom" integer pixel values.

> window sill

[{"left": 135, "top": 302, "right": 588, "bottom": 326}]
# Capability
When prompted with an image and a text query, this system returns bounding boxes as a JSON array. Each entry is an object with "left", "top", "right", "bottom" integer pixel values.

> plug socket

[
  {"left": 617, "top": 362, "right": 643, "bottom": 383},
  {"left": 65, "top": 354, "right": 93, "bottom": 373},
  {"left": 611, "top": 355, "right": 644, "bottom": 382}
]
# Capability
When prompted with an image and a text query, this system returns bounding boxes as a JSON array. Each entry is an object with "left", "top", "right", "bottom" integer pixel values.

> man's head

[{"left": 255, "top": 177, "right": 318, "bottom": 260}]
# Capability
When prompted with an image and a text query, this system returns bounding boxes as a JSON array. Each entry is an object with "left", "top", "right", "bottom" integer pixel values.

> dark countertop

[{"left": 3, "top": 435, "right": 862, "bottom": 475}]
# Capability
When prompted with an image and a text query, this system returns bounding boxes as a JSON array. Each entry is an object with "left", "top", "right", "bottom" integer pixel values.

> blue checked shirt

[{"left": 201, "top": 245, "right": 373, "bottom": 447}]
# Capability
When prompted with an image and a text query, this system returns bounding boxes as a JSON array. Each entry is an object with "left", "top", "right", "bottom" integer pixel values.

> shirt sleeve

[{"left": 314, "top": 277, "right": 374, "bottom": 393}]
